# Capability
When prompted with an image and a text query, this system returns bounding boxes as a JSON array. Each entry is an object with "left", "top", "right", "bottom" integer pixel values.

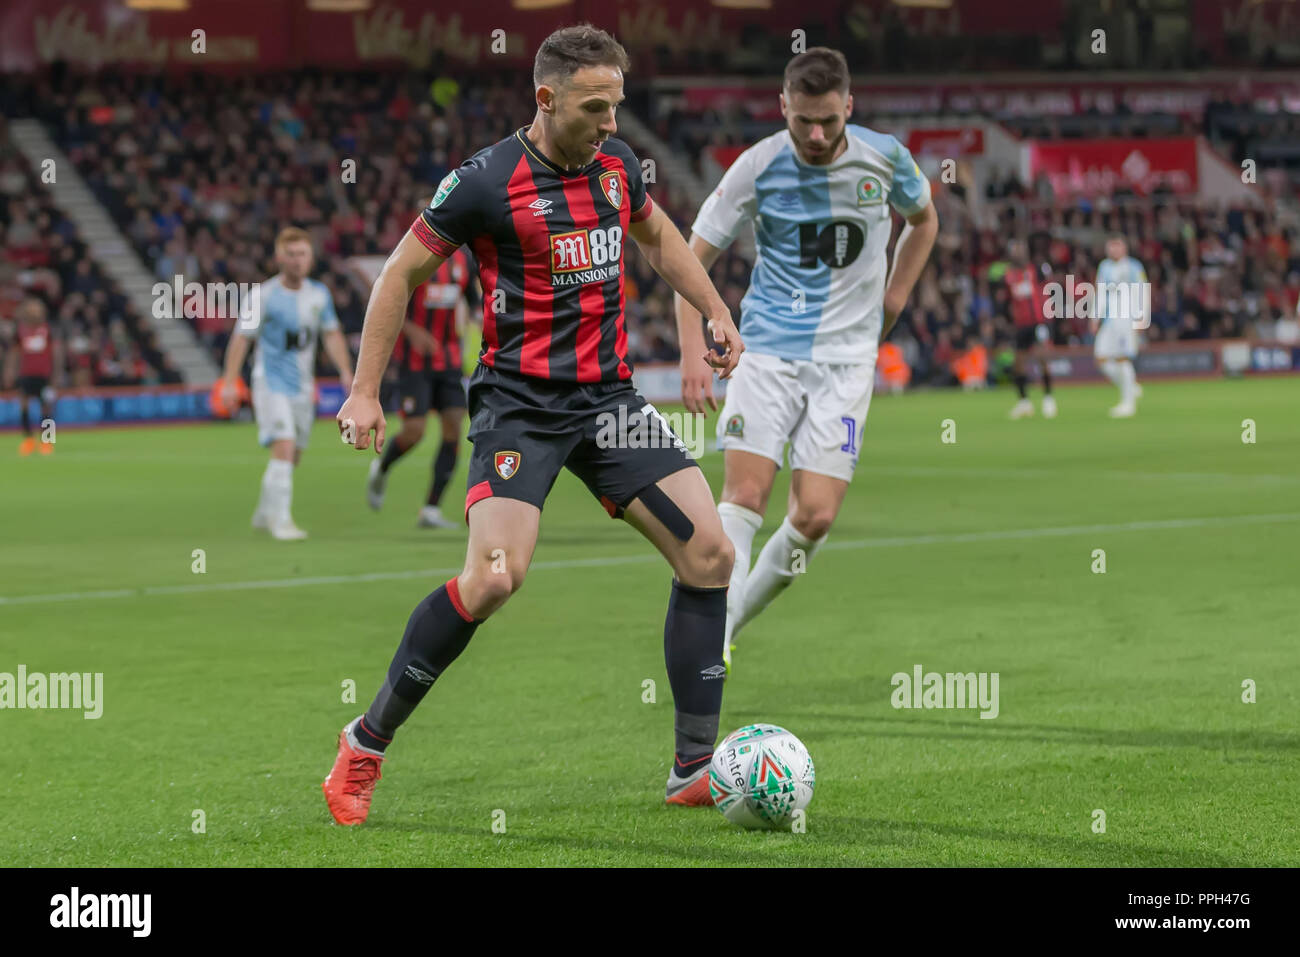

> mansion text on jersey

[{"left": 552, "top": 263, "right": 621, "bottom": 287}]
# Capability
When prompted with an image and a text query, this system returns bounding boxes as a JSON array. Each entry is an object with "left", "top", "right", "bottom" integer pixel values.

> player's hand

[
  {"left": 702, "top": 312, "right": 744, "bottom": 381},
  {"left": 337, "top": 392, "right": 386, "bottom": 454},
  {"left": 680, "top": 352, "right": 718, "bottom": 414},
  {"left": 407, "top": 325, "right": 438, "bottom": 355},
  {"left": 220, "top": 379, "right": 239, "bottom": 410}
]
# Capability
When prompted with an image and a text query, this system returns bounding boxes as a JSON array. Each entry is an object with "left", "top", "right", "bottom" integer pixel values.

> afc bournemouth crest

[
  {"left": 725, "top": 414, "right": 744, "bottom": 438},
  {"left": 494, "top": 450, "right": 521, "bottom": 480},
  {"left": 599, "top": 171, "right": 623, "bottom": 209}
]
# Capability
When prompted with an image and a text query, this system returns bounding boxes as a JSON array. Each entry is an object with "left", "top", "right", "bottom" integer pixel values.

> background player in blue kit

[{"left": 220, "top": 227, "right": 354, "bottom": 540}]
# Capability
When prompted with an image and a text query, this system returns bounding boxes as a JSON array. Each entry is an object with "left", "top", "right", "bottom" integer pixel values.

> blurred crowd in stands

[
  {"left": 898, "top": 183, "right": 1300, "bottom": 385},
  {"left": 0, "top": 117, "right": 180, "bottom": 390},
  {"left": 4, "top": 58, "right": 1299, "bottom": 392}
]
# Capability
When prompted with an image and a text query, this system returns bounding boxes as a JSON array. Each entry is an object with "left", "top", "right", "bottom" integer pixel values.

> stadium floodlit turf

[{"left": 2, "top": 376, "right": 1297, "bottom": 866}]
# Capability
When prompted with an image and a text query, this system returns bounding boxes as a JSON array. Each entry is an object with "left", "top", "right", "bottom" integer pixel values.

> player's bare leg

[
  {"left": 324, "top": 497, "right": 539, "bottom": 825},
  {"left": 417, "top": 406, "right": 465, "bottom": 529},
  {"left": 716, "top": 449, "right": 778, "bottom": 669},
  {"left": 256, "top": 438, "right": 306, "bottom": 539},
  {"left": 735, "top": 469, "right": 849, "bottom": 640},
  {"left": 623, "top": 466, "right": 734, "bottom": 805},
  {"left": 367, "top": 414, "right": 426, "bottom": 511}
]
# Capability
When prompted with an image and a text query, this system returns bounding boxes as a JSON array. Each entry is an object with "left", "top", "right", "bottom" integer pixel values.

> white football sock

[
  {"left": 717, "top": 502, "right": 763, "bottom": 650},
  {"left": 737, "top": 516, "right": 825, "bottom": 636},
  {"left": 1098, "top": 359, "right": 1122, "bottom": 400},
  {"left": 261, "top": 459, "right": 295, "bottom": 525},
  {"left": 1118, "top": 360, "right": 1137, "bottom": 404}
]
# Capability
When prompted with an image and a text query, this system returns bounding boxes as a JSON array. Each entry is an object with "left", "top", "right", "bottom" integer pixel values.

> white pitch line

[{"left": 3, "top": 511, "right": 1296, "bottom": 608}]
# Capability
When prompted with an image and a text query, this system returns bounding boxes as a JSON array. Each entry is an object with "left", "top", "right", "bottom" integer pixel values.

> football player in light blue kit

[
  {"left": 1092, "top": 235, "right": 1147, "bottom": 418},
  {"left": 221, "top": 227, "right": 354, "bottom": 540},
  {"left": 675, "top": 48, "right": 938, "bottom": 673}
]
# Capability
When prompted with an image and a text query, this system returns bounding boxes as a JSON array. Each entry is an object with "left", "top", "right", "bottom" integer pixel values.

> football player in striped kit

[
  {"left": 10, "top": 297, "right": 61, "bottom": 456},
  {"left": 676, "top": 48, "right": 938, "bottom": 675},
  {"left": 365, "top": 246, "right": 478, "bottom": 528}
]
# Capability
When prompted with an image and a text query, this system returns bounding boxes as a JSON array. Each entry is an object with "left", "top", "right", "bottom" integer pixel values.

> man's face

[
  {"left": 1008, "top": 240, "right": 1027, "bottom": 265},
  {"left": 277, "top": 240, "right": 313, "bottom": 280},
  {"left": 542, "top": 65, "right": 623, "bottom": 169},
  {"left": 781, "top": 88, "right": 851, "bottom": 165},
  {"left": 1106, "top": 239, "right": 1126, "bottom": 261},
  {"left": 18, "top": 299, "right": 45, "bottom": 326}
]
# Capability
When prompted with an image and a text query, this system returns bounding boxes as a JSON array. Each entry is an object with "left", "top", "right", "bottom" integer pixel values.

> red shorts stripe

[{"left": 465, "top": 479, "right": 493, "bottom": 522}]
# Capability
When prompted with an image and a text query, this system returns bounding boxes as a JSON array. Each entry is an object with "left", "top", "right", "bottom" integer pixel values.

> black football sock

[
  {"left": 359, "top": 578, "right": 480, "bottom": 751},
  {"left": 1014, "top": 374, "right": 1028, "bottom": 399},
  {"left": 1041, "top": 368, "right": 1053, "bottom": 395},
  {"left": 379, "top": 433, "right": 413, "bottom": 474},
  {"left": 663, "top": 580, "right": 727, "bottom": 776},
  {"left": 19, "top": 399, "right": 32, "bottom": 436},
  {"left": 428, "top": 439, "right": 458, "bottom": 507}
]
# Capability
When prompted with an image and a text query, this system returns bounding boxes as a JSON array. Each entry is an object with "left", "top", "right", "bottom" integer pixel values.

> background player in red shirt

[
  {"left": 1004, "top": 239, "right": 1056, "bottom": 419},
  {"left": 323, "top": 25, "right": 744, "bottom": 825},
  {"left": 365, "top": 246, "right": 478, "bottom": 528},
  {"left": 8, "top": 297, "right": 63, "bottom": 456}
]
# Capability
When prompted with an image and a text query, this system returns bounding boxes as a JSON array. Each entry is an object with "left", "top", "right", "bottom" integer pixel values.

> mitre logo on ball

[{"left": 494, "top": 450, "right": 520, "bottom": 479}]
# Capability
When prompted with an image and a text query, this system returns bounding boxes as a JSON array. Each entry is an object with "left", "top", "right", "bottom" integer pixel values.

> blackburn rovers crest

[
  {"left": 599, "top": 171, "right": 623, "bottom": 209},
  {"left": 494, "top": 450, "right": 520, "bottom": 480}
]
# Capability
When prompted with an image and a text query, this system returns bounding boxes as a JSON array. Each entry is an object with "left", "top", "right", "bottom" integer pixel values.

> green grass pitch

[{"left": 2, "top": 377, "right": 1297, "bottom": 866}]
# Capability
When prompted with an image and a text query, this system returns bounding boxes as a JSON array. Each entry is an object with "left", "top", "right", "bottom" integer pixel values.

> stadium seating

[{"left": 0, "top": 116, "right": 177, "bottom": 389}]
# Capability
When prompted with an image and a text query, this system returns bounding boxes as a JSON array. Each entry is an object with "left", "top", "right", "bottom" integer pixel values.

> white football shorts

[
  {"left": 716, "top": 350, "right": 875, "bottom": 481},
  {"left": 1094, "top": 318, "right": 1140, "bottom": 360},
  {"left": 253, "top": 378, "right": 316, "bottom": 449}
]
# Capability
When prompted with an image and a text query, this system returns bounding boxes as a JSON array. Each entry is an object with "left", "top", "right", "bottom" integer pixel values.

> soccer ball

[{"left": 708, "top": 724, "right": 815, "bottom": 829}]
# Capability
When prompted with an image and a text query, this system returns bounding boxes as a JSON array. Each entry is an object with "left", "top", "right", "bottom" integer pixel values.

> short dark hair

[
  {"left": 534, "top": 24, "right": 631, "bottom": 90},
  {"left": 784, "top": 47, "right": 850, "bottom": 97}
]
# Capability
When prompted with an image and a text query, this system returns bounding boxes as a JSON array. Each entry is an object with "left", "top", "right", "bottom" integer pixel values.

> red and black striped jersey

[
  {"left": 394, "top": 247, "right": 476, "bottom": 374},
  {"left": 411, "top": 127, "right": 654, "bottom": 384},
  {"left": 1004, "top": 265, "right": 1044, "bottom": 328},
  {"left": 17, "top": 321, "right": 54, "bottom": 377}
]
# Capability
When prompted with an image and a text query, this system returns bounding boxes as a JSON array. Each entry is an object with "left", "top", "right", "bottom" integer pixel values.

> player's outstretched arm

[
  {"left": 629, "top": 204, "right": 743, "bottom": 379},
  {"left": 339, "top": 230, "right": 445, "bottom": 453},
  {"left": 882, "top": 203, "right": 939, "bottom": 339},
  {"left": 673, "top": 233, "right": 725, "bottom": 413}
]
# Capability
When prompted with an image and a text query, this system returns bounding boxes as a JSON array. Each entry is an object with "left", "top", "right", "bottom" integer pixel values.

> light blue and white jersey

[
  {"left": 1095, "top": 255, "right": 1148, "bottom": 323},
  {"left": 248, "top": 276, "right": 338, "bottom": 397},
  {"left": 691, "top": 124, "right": 931, "bottom": 364}
]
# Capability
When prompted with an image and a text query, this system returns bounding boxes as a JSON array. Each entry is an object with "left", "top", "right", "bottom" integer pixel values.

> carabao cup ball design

[{"left": 708, "top": 724, "right": 815, "bottom": 829}]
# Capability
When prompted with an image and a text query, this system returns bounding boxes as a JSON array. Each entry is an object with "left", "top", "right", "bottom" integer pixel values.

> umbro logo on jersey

[
  {"left": 529, "top": 199, "right": 554, "bottom": 216},
  {"left": 700, "top": 664, "right": 726, "bottom": 680}
]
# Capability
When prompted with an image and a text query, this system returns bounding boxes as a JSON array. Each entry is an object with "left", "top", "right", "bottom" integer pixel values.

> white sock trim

[{"left": 717, "top": 501, "right": 763, "bottom": 529}]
